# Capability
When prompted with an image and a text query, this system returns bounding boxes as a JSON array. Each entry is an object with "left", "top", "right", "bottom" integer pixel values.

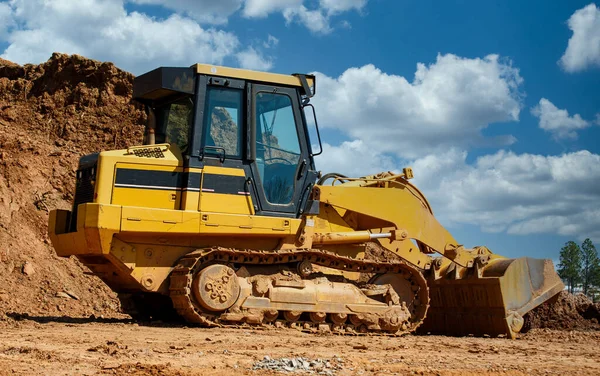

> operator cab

[{"left": 133, "top": 65, "right": 321, "bottom": 218}]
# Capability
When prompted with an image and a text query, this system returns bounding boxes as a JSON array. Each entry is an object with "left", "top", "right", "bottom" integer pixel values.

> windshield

[
  {"left": 154, "top": 96, "right": 194, "bottom": 153},
  {"left": 255, "top": 92, "right": 301, "bottom": 205}
]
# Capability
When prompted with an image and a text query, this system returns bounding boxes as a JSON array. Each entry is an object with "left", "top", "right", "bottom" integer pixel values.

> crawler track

[{"left": 169, "top": 247, "right": 429, "bottom": 335}]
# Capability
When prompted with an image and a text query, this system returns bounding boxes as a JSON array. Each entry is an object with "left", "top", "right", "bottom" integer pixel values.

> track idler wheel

[
  {"left": 283, "top": 311, "right": 302, "bottom": 322},
  {"left": 192, "top": 264, "right": 240, "bottom": 312},
  {"left": 330, "top": 313, "right": 348, "bottom": 325},
  {"left": 264, "top": 310, "right": 279, "bottom": 322},
  {"left": 349, "top": 314, "right": 363, "bottom": 326},
  {"left": 309, "top": 312, "right": 327, "bottom": 323}
]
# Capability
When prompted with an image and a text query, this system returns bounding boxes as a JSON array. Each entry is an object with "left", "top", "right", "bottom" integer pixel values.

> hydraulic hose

[{"left": 317, "top": 172, "right": 349, "bottom": 185}]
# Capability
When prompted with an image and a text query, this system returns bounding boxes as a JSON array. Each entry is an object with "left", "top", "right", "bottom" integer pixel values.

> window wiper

[{"left": 268, "top": 109, "right": 278, "bottom": 136}]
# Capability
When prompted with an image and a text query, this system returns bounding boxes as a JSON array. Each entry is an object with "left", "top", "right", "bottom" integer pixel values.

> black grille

[{"left": 69, "top": 163, "right": 97, "bottom": 232}]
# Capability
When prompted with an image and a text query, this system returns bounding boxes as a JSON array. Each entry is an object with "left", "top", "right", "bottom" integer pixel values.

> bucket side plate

[{"left": 420, "top": 257, "right": 564, "bottom": 338}]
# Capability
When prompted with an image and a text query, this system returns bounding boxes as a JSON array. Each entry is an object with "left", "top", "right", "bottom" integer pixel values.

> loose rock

[
  {"left": 22, "top": 262, "right": 34, "bottom": 276},
  {"left": 253, "top": 356, "right": 343, "bottom": 374},
  {"left": 63, "top": 289, "right": 80, "bottom": 300},
  {"left": 55, "top": 291, "right": 71, "bottom": 299}
]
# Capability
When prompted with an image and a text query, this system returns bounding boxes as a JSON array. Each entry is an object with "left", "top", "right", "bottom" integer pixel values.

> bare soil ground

[
  {"left": 1, "top": 54, "right": 600, "bottom": 376},
  {"left": 0, "top": 318, "right": 599, "bottom": 376}
]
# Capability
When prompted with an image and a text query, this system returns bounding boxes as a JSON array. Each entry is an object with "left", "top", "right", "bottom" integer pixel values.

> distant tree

[
  {"left": 581, "top": 238, "right": 600, "bottom": 296},
  {"left": 558, "top": 241, "right": 582, "bottom": 294}
]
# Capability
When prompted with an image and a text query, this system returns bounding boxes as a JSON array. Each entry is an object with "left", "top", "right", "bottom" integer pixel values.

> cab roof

[
  {"left": 193, "top": 64, "right": 315, "bottom": 92},
  {"left": 133, "top": 64, "right": 315, "bottom": 105}
]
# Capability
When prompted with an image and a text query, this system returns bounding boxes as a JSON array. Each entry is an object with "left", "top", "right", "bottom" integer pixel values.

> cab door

[
  {"left": 249, "top": 84, "right": 312, "bottom": 217},
  {"left": 194, "top": 78, "right": 254, "bottom": 215}
]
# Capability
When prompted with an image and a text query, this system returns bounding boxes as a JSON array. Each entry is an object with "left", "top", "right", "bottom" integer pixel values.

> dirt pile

[
  {"left": 523, "top": 291, "right": 600, "bottom": 331},
  {"left": 0, "top": 53, "right": 145, "bottom": 320}
]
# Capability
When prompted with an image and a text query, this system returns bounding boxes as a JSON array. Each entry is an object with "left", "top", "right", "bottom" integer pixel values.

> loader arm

[
  {"left": 311, "top": 172, "right": 564, "bottom": 338},
  {"left": 315, "top": 176, "right": 473, "bottom": 268}
]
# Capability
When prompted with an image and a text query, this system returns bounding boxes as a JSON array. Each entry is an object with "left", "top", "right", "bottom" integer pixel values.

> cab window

[
  {"left": 202, "top": 87, "right": 243, "bottom": 157},
  {"left": 155, "top": 97, "right": 194, "bottom": 153},
  {"left": 255, "top": 92, "right": 301, "bottom": 205}
]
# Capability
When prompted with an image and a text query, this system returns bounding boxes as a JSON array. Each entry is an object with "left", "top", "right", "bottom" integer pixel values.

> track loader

[{"left": 49, "top": 64, "right": 563, "bottom": 338}]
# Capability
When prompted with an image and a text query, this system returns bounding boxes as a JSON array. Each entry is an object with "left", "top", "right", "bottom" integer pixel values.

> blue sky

[{"left": 1, "top": 0, "right": 599, "bottom": 261}]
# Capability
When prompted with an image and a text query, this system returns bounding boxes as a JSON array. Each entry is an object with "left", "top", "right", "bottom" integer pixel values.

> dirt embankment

[
  {"left": 524, "top": 291, "right": 600, "bottom": 331},
  {"left": 0, "top": 53, "right": 145, "bottom": 320}
]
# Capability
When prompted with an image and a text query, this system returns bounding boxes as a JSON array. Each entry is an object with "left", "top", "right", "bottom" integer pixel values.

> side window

[
  {"left": 203, "top": 87, "right": 242, "bottom": 157},
  {"left": 156, "top": 97, "right": 194, "bottom": 153},
  {"left": 255, "top": 92, "right": 301, "bottom": 205}
]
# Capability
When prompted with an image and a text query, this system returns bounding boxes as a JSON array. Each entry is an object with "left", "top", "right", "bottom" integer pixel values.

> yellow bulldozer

[{"left": 49, "top": 64, "right": 563, "bottom": 338}]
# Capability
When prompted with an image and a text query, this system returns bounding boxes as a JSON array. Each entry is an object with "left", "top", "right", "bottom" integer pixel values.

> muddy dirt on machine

[{"left": 169, "top": 248, "right": 430, "bottom": 335}]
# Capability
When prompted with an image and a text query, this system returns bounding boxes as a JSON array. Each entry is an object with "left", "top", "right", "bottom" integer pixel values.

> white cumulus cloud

[
  {"left": 313, "top": 140, "right": 600, "bottom": 242},
  {"left": 315, "top": 140, "right": 398, "bottom": 177},
  {"left": 128, "top": 0, "right": 244, "bottom": 25},
  {"left": 242, "top": 0, "right": 303, "bottom": 18},
  {"left": 128, "top": 0, "right": 369, "bottom": 33},
  {"left": 532, "top": 98, "right": 591, "bottom": 140},
  {"left": 263, "top": 34, "right": 279, "bottom": 48},
  {"left": 319, "top": 0, "right": 367, "bottom": 15},
  {"left": 243, "top": 0, "right": 368, "bottom": 34},
  {"left": 559, "top": 3, "right": 600, "bottom": 72},
  {"left": 312, "top": 54, "right": 523, "bottom": 159},
  {"left": 283, "top": 6, "right": 332, "bottom": 34},
  {"left": 409, "top": 149, "right": 600, "bottom": 242},
  {"left": 309, "top": 54, "right": 597, "bottom": 242},
  {"left": 1, "top": 0, "right": 364, "bottom": 71},
  {"left": 236, "top": 47, "right": 273, "bottom": 70},
  {"left": 0, "top": 0, "right": 272, "bottom": 74}
]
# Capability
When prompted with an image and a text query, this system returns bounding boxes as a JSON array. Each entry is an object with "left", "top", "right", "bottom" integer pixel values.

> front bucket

[{"left": 419, "top": 257, "right": 564, "bottom": 339}]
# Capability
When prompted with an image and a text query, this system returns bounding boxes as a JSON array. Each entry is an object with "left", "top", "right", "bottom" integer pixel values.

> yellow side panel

[
  {"left": 200, "top": 212, "right": 300, "bottom": 235},
  {"left": 201, "top": 165, "right": 245, "bottom": 176},
  {"left": 121, "top": 207, "right": 200, "bottom": 233},
  {"left": 96, "top": 146, "right": 183, "bottom": 204},
  {"left": 199, "top": 166, "right": 254, "bottom": 215},
  {"left": 181, "top": 167, "right": 202, "bottom": 211},
  {"left": 112, "top": 163, "right": 183, "bottom": 210},
  {"left": 82, "top": 203, "right": 122, "bottom": 231},
  {"left": 200, "top": 192, "right": 254, "bottom": 214},
  {"left": 50, "top": 204, "right": 121, "bottom": 256},
  {"left": 112, "top": 187, "right": 180, "bottom": 210},
  {"left": 182, "top": 190, "right": 200, "bottom": 211},
  {"left": 118, "top": 206, "right": 298, "bottom": 237}
]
